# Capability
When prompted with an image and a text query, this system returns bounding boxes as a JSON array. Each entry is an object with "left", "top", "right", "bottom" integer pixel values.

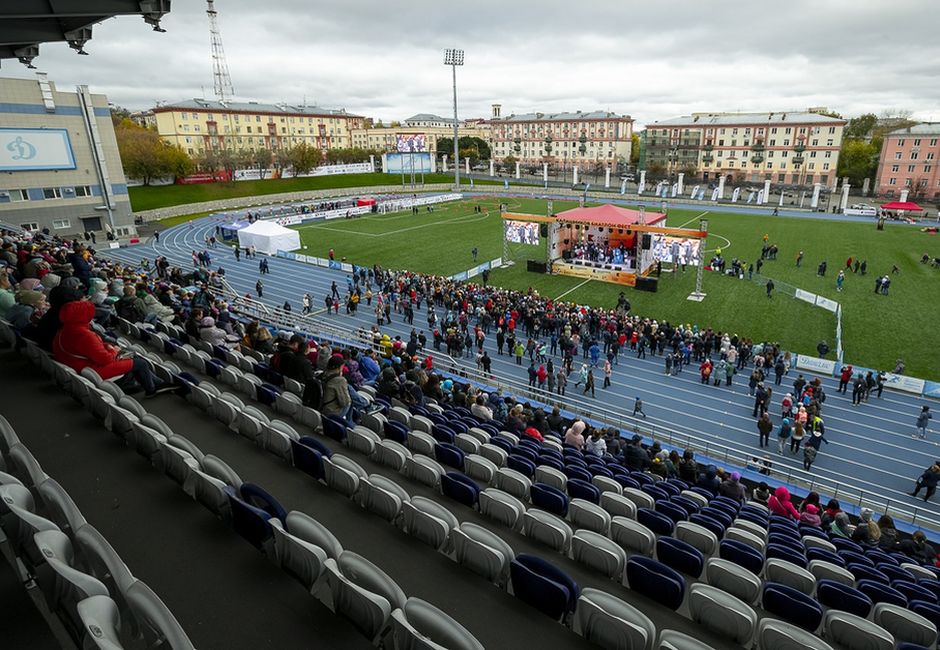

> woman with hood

[
  {"left": 799, "top": 491, "right": 820, "bottom": 513},
  {"left": 768, "top": 486, "right": 800, "bottom": 520},
  {"left": 852, "top": 508, "right": 882, "bottom": 547},
  {"left": 775, "top": 416, "right": 791, "bottom": 454},
  {"left": 821, "top": 499, "right": 842, "bottom": 528},
  {"left": 564, "top": 420, "right": 586, "bottom": 450},
  {"left": 830, "top": 512, "right": 854, "bottom": 538},
  {"left": 696, "top": 465, "right": 720, "bottom": 495},
  {"left": 718, "top": 471, "right": 747, "bottom": 503},
  {"left": 199, "top": 316, "right": 239, "bottom": 350},
  {"left": 800, "top": 504, "right": 822, "bottom": 527},
  {"left": 376, "top": 367, "right": 400, "bottom": 399},
  {"left": 877, "top": 515, "right": 899, "bottom": 550},
  {"left": 53, "top": 299, "right": 171, "bottom": 397}
]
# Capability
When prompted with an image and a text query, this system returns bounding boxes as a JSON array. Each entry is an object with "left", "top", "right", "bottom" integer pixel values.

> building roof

[
  {"left": 648, "top": 111, "right": 846, "bottom": 127},
  {"left": 403, "top": 113, "right": 455, "bottom": 124},
  {"left": 492, "top": 110, "right": 631, "bottom": 123},
  {"left": 886, "top": 123, "right": 940, "bottom": 137},
  {"left": 555, "top": 204, "right": 667, "bottom": 228},
  {"left": 154, "top": 99, "right": 361, "bottom": 118}
]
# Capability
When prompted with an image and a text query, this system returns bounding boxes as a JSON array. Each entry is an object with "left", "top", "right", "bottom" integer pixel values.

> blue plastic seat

[
  {"left": 670, "top": 495, "right": 700, "bottom": 515},
  {"left": 507, "top": 455, "right": 536, "bottom": 478},
  {"left": 537, "top": 456, "right": 565, "bottom": 472},
  {"left": 840, "top": 550, "right": 874, "bottom": 568},
  {"left": 865, "top": 548, "right": 898, "bottom": 566},
  {"left": 799, "top": 525, "right": 828, "bottom": 540},
  {"left": 719, "top": 539, "right": 764, "bottom": 575},
  {"left": 567, "top": 478, "right": 601, "bottom": 504},
  {"left": 632, "top": 473, "right": 656, "bottom": 487},
  {"left": 666, "top": 478, "right": 690, "bottom": 492},
  {"left": 699, "top": 507, "right": 733, "bottom": 530},
  {"left": 383, "top": 420, "right": 409, "bottom": 444},
  {"left": 769, "top": 523, "right": 801, "bottom": 541},
  {"left": 477, "top": 423, "right": 500, "bottom": 436},
  {"left": 539, "top": 449, "right": 564, "bottom": 464},
  {"left": 656, "top": 536, "right": 704, "bottom": 578},
  {"left": 736, "top": 509, "right": 770, "bottom": 529},
  {"left": 806, "top": 546, "right": 845, "bottom": 565},
  {"left": 740, "top": 503, "right": 769, "bottom": 520},
  {"left": 290, "top": 436, "right": 332, "bottom": 480},
  {"left": 565, "top": 456, "right": 588, "bottom": 471},
  {"left": 587, "top": 465, "right": 614, "bottom": 479},
  {"left": 530, "top": 483, "right": 570, "bottom": 517},
  {"left": 848, "top": 562, "right": 890, "bottom": 584},
  {"left": 689, "top": 486, "right": 714, "bottom": 501},
  {"left": 510, "top": 554, "right": 580, "bottom": 620},
  {"left": 490, "top": 437, "right": 513, "bottom": 454},
  {"left": 637, "top": 508, "right": 675, "bottom": 536},
  {"left": 910, "top": 600, "right": 940, "bottom": 631},
  {"left": 831, "top": 537, "right": 864, "bottom": 554},
  {"left": 770, "top": 514, "right": 799, "bottom": 531},
  {"left": 711, "top": 495, "right": 741, "bottom": 514},
  {"left": 435, "top": 443, "right": 466, "bottom": 470},
  {"left": 512, "top": 445, "right": 539, "bottom": 463},
  {"left": 612, "top": 474, "right": 641, "bottom": 491},
  {"left": 321, "top": 415, "right": 348, "bottom": 442},
  {"left": 626, "top": 556, "right": 686, "bottom": 610},
  {"left": 432, "top": 424, "right": 456, "bottom": 445},
  {"left": 768, "top": 533, "right": 806, "bottom": 554},
  {"left": 224, "top": 483, "right": 287, "bottom": 550},
  {"left": 878, "top": 563, "right": 917, "bottom": 583},
  {"left": 563, "top": 465, "right": 592, "bottom": 483},
  {"left": 893, "top": 579, "right": 939, "bottom": 604},
  {"left": 448, "top": 420, "right": 469, "bottom": 435},
  {"left": 658, "top": 482, "right": 681, "bottom": 497},
  {"left": 689, "top": 513, "right": 726, "bottom": 539},
  {"left": 205, "top": 358, "right": 224, "bottom": 377},
  {"left": 655, "top": 500, "right": 689, "bottom": 524},
  {"left": 642, "top": 484, "right": 670, "bottom": 502},
  {"left": 857, "top": 579, "right": 909, "bottom": 608},
  {"left": 256, "top": 383, "right": 280, "bottom": 407},
  {"left": 762, "top": 582, "right": 824, "bottom": 631},
  {"left": 816, "top": 579, "right": 873, "bottom": 618},
  {"left": 441, "top": 472, "right": 480, "bottom": 507},
  {"left": 767, "top": 543, "right": 807, "bottom": 568},
  {"left": 919, "top": 579, "right": 940, "bottom": 602}
]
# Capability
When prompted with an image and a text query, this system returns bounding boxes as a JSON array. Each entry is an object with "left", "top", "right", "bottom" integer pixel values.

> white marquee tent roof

[{"left": 236, "top": 219, "right": 300, "bottom": 255}]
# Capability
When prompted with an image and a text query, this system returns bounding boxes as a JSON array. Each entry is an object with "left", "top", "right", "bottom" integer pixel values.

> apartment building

[
  {"left": 644, "top": 111, "right": 846, "bottom": 187},
  {"left": 874, "top": 124, "right": 940, "bottom": 200}
]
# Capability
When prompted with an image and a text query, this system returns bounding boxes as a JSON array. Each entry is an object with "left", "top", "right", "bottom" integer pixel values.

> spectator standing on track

[
  {"left": 851, "top": 375, "right": 866, "bottom": 406},
  {"left": 775, "top": 417, "right": 791, "bottom": 454},
  {"left": 583, "top": 369, "right": 595, "bottom": 397},
  {"left": 838, "top": 364, "right": 852, "bottom": 393},
  {"left": 915, "top": 406, "right": 933, "bottom": 439},
  {"left": 234, "top": 246, "right": 240, "bottom": 261},
  {"left": 302, "top": 293, "right": 311, "bottom": 314},
  {"left": 911, "top": 464, "right": 940, "bottom": 501},
  {"left": 603, "top": 359, "right": 612, "bottom": 389},
  {"left": 255, "top": 279, "right": 263, "bottom": 298},
  {"left": 790, "top": 417, "right": 805, "bottom": 454},
  {"left": 757, "top": 412, "right": 773, "bottom": 448}
]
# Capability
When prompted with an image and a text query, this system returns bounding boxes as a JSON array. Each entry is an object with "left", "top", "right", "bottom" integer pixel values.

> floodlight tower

[
  {"left": 443, "top": 49, "right": 464, "bottom": 189},
  {"left": 206, "top": 0, "right": 235, "bottom": 101}
]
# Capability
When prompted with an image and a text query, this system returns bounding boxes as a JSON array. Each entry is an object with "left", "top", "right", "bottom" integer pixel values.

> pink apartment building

[{"left": 874, "top": 124, "right": 940, "bottom": 200}]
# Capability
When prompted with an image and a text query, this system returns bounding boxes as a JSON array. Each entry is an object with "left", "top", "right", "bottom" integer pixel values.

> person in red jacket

[
  {"left": 767, "top": 486, "right": 800, "bottom": 520},
  {"left": 53, "top": 299, "right": 172, "bottom": 397}
]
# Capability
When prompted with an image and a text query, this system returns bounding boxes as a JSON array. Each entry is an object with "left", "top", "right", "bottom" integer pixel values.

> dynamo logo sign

[
  {"left": 0, "top": 128, "right": 75, "bottom": 171},
  {"left": 6, "top": 136, "right": 36, "bottom": 160}
]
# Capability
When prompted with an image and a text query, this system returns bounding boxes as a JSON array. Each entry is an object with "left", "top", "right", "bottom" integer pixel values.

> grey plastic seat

[
  {"left": 33, "top": 530, "right": 110, "bottom": 634},
  {"left": 592, "top": 475, "right": 623, "bottom": 496},
  {"left": 8, "top": 443, "right": 49, "bottom": 494},
  {"left": 764, "top": 557, "right": 816, "bottom": 595},
  {"left": 808, "top": 559, "right": 856, "bottom": 587},
  {"left": 126, "top": 580, "right": 196, "bottom": 650},
  {"left": 522, "top": 508, "right": 572, "bottom": 553},
  {"left": 274, "top": 389, "right": 303, "bottom": 419},
  {"left": 872, "top": 602, "right": 938, "bottom": 648},
  {"left": 454, "top": 433, "right": 481, "bottom": 456},
  {"left": 192, "top": 455, "right": 242, "bottom": 519},
  {"left": 324, "top": 551, "right": 407, "bottom": 644},
  {"left": 680, "top": 489, "right": 709, "bottom": 509},
  {"left": 676, "top": 521, "right": 719, "bottom": 556},
  {"left": 659, "top": 629, "right": 717, "bottom": 650},
  {"left": 491, "top": 467, "right": 531, "bottom": 502},
  {"left": 402, "top": 455, "right": 444, "bottom": 489},
  {"left": 77, "top": 595, "right": 125, "bottom": 650},
  {"left": 74, "top": 523, "right": 136, "bottom": 621},
  {"left": 323, "top": 455, "right": 367, "bottom": 498},
  {"left": 401, "top": 496, "right": 459, "bottom": 551},
  {"left": 495, "top": 432, "right": 519, "bottom": 445},
  {"left": 567, "top": 496, "right": 611, "bottom": 532},
  {"left": 391, "top": 597, "right": 485, "bottom": 650},
  {"left": 600, "top": 492, "right": 638, "bottom": 520},
  {"left": 411, "top": 415, "right": 434, "bottom": 435},
  {"left": 758, "top": 618, "right": 834, "bottom": 650},
  {"left": 212, "top": 392, "right": 244, "bottom": 427},
  {"left": 260, "top": 420, "right": 301, "bottom": 461},
  {"left": 105, "top": 402, "right": 141, "bottom": 440},
  {"left": 86, "top": 387, "right": 117, "bottom": 422},
  {"left": 157, "top": 436, "right": 203, "bottom": 495},
  {"left": 453, "top": 522, "right": 515, "bottom": 586},
  {"left": 373, "top": 439, "right": 411, "bottom": 471},
  {"left": 823, "top": 610, "right": 894, "bottom": 650},
  {"left": 235, "top": 405, "right": 269, "bottom": 443},
  {"left": 574, "top": 587, "right": 656, "bottom": 650},
  {"left": 270, "top": 514, "right": 336, "bottom": 592},
  {"left": 388, "top": 406, "right": 412, "bottom": 427},
  {"left": 0, "top": 415, "right": 21, "bottom": 460},
  {"left": 361, "top": 411, "right": 387, "bottom": 435},
  {"left": 704, "top": 557, "right": 762, "bottom": 605},
  {"left": 688, "top": 583, "right": 758, "bottom": 645},
  {"left": 237, "top": 372, "right": 262, "bottom": 400},
  {"left": 465, "top": 454, "right": 498, "bottom": 483},
  {"left": 901, "top": 562, "right": 940, "bottom": 582},
  {"left": 610, "top": 516, "right": 655, "bottom": 556},
  {"left": 479, "top": 443, "right": 508, "bottom": 468},
  {"left": 3, "top": 495, "right": 60, "bottom": 569},
  {"left": 358, "top": 474, "right": 410, "bottom": 522},
  {"left": 465, "top": 427, "right": 491, "bottom": 445},
  {"left": 347, "top": 426, "right": 381, "bottom": 456},
  {"left": 404, "top": 431, "right": 436, "bottom": 457},
  {"left": 572, "top": 529, "right": 627, "bottom": 579},
  {"left": 37, "top": 479, "right": 87, "bottom": 538},
  {"left": 479, "top": 488, "right": 526, "bottom": 531},
  {"left": 622, "top": 487, "right": 655, "bottom": 511},
  {"left": 725, "top": 526, "right": 766, "bottom": 552},
  {"left": 731, "top": 518, "right": 767, "bottom": 540},
  {"left": 802, "top": 535, "right": 837, "bottom": 552},
  {"left": 534, "top": 465, "right": 567, "bottom": 491}
]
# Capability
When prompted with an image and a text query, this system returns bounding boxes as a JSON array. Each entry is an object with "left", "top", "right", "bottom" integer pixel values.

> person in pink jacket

[
  {"left": 564, "top": 420, "right": 586, "bottom": 450},
  {"left": 767, "top": 486, "right": 800, "bottom": 520}
]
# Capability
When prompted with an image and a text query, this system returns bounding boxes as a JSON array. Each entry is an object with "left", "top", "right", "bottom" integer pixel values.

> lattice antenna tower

[{"left": 206, "top": 0, "right": 235, "bottom": 101}]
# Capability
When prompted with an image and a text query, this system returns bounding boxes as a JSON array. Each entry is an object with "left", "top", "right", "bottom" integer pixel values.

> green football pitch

[{"left": 290, "top": 197, "right": 940, "bottom": 379}]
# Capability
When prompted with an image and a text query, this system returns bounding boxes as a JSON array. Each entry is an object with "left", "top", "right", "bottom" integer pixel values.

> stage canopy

[
  {"left": 880, "top": 201, "right": 924, "bottom": 211},
  {"left": 555, "top": 204, "right": 667, "bottom": 228},
  {"left": 236, "top": 219, "right": 300, "bottom": 255}
]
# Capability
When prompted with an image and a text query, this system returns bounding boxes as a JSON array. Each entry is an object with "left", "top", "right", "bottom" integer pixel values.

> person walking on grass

[
  {"left": 836, "top": 270, "right": 845, "bottom": 292},
  {"left": 915, "top": 406, "right": 933, "bottom": 439}
]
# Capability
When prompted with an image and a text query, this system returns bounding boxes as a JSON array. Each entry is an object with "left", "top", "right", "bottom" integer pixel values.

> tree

[
  {"left": 836, "top": 140, "right": 878, "bottom": 186},
  {"left": 110, "top": 104, "right": 131, "bottom": 127},
  {"left": 252, "top": 148, "right": 273, "bottom": 179},
  {"left": 845, "top": 113, "right": 878, "bottom": 140},
  {"left": 215, "top": 148, "right": 239, "bottom": 181},
  {"left": 286, "top": 142, "right": 322, "bottom": 176},
  {"left": 646, "top": 161, "right": 667, "bottom": 180},
  {"left": 436, "top": 136, "right": 491, "bottom": 161},
  {"left": 502, "top": 155, "right": 517, "bottom": 173},
  {"left": 163, "top": 145, "right": 193, "bottom": 179},
  {"left": 115, "top": 118, "right": 193, "bottom": 184},
  {"left": 630, "top": 133, "right": 640, "bottom": 167}
]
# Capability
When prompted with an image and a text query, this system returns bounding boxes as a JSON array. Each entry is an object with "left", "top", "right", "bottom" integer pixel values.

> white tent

[{"left": 236, "top": 220, "right": 300, "bottom": 255}]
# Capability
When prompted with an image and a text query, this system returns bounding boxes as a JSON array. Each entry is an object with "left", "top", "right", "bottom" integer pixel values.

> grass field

[
  {"left": 128, "top": 173, "right": 495, "bottom": 212},
  {"left": 288, "top": 198, "right": 940, "bottom": 379}
]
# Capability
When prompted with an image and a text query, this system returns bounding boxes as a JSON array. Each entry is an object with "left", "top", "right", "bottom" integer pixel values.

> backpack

[{"left": 302, "top": 372, "right": 326, "bottom": 409}]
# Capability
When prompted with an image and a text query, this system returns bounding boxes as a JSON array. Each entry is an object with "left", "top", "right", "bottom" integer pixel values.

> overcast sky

[{"left": 5, "top": 0, "right": 939, "bottom": 127}]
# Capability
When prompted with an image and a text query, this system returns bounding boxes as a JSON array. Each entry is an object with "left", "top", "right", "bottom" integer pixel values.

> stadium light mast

[{"left": 444, "top": 48, "right": 464, "bottom": 189}]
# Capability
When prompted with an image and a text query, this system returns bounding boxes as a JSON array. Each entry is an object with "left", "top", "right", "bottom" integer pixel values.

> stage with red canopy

[{"left": 880, "top": 201, "right": 924, "bottom": 211}]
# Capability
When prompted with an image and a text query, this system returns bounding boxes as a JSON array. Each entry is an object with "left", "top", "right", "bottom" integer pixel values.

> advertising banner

[
  {"left": 795, "top": 289, "right": 817, "bottom": 304},
  {"left": 396, "top": 134, "right": 427, "bottom": 152},
  {"left": 883, "top": 373, "right": 926, "bottom": 395},
  {"left": 815, "top": 296, "right": 839, "bottom": 313},
  {"left": 795, "top": 354, "right": 837, "bottom": 376}
]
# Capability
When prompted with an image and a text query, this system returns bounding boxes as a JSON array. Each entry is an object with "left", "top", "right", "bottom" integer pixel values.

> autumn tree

[
  {"left": 115, "top": 119, "right": 192, "bottom": 184},
  {"left": 286, "top": 142, "right": 323, "bottom": 176}
]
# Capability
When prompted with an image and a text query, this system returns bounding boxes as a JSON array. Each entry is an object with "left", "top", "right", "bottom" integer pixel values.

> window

[
  {"left": 785, "top": 127, "right": 791, "bottom": 134},
  {"left": 895, "top": 152, "right": 903, "bottom": 160},
  {"left": 911, "top": 151, "right": 919, "bottom": 160},
  {"left": 9, "top": 189, "right": 29, "bottom": 202},
  {"left": 897, "top": 139, "right": 905, "bottom": 146},
  {"left": 778, "top": 173, "right": 786, "bottom": 182},
  {"left": 810, "top": 151, "right": 817, "bottom": 158},
  {"left": 891, "top": 165, "right": 899, "bottom": 172},
  {"left": 930, "top": 138, "right": 938, "bottom": 146},
  {"left": 52, "top": 218, "right": 70, "bottom": 229},
  {"left": 768, "top": 151, "right": 774, "bottom": 158},
  {"left": 732, "top": 128, "right": 738, "bottom": 135},
  {"left": 19, "top": 223, "right": 39, "bottom": 232},
  {"left": 256, "top": 115, "right": 261, "bottom": 122},
  {"left": 822, "top": 163, "right": 830, "bottom": 170},
  {"left": 926, "top": 165, "right": 933, "bottom": 173},
  {"left": 42, "top": 187, "right": 62, "bottom": 199},
  {"left": 827, "top": 139, "right": 833, "bottom": 146},
  {"left": 928, "top": 153, "right": 936, "bottom": 160},
  {"left": 811, "top": 139, "right": 819, "bottom": 146},
  {"left": 783, "top": 139, "right": 790, "bottom": 146},
  {"left": 799, "top": 127, "right": 806, "bottom": 134},
  {"left": 905, "top": 178, "right": 912, "bottom": 186},
  {"left": 828, "top": 126, "right": 836, "bottom": 134},
  {"left": 731, "top": 140, "right": 737, "bottom": 146},
  {"left": 74, "top": 185, "right": 91, "bottom": 197},
  {"left": 808, "top": 163, "right": 815, "bottom": 170},
  {"left": 191, "top": 112, "right": 198, "bottom": 120},
  {"left": 183, "top": 124, "right": 190, "bottom": 132},
  {"left": 914, "top": 139, "right": 921, "bottom": 146},
  {"left": 206, "top": 113, "right": 213, "bottom": 120},
  {"left": 889, "top": 178, "right": 897, "bottom": 185},
  {"left": 718, "top": 139, "right": 724, "bottom": 146},
  {"left": 909, "top": 165, "right": 916, "bottom": 172}
]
